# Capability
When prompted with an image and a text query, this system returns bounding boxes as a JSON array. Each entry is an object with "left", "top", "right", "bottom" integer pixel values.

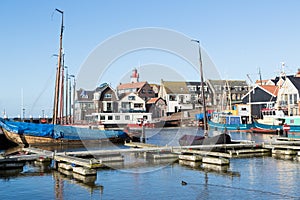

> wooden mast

[
  {"left": 192, "top": 40, "right": 208, "bottom": 136},
  {"left": 53, "top": 9, "right": 64, "bottom": 125}
]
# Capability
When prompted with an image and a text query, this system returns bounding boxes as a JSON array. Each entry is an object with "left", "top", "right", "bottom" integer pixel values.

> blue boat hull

[{"left": 208, "top": 120, "right": 253, "bottom": 132}]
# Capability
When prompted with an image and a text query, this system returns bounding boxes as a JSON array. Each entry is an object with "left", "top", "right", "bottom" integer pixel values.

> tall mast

[
  {"left": 192, "top": 40, "right": 208, "bottom": 136},
  {"left": 53, "top": 8, "right": 64, "bottom": 125}
]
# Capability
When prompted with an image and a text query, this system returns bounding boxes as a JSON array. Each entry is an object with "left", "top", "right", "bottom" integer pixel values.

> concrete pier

[{"left": 202, "top": 156, "right": 230, "bottom": 165}]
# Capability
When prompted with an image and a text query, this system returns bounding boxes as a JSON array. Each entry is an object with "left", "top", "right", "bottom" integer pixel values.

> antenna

[{"left": 258, "top": 68, "right": 262, "bottom": 85}]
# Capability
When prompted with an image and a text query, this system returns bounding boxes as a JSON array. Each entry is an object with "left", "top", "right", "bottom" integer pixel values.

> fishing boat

[
  {"left": 208, "top": 112, "right": 253, "bottom": 132},
  {"left": 0, "top": 118, "right": 128, "bottom": 146}
]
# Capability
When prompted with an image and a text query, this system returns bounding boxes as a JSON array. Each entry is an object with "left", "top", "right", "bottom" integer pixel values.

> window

[
  {"left": 179, "top": 95, "right": 184, "bottom": 103},
  {"left": 104, "top": 94, "right": 112, "bottom": 98},
  {"left": 134, "top": 103, "right": 143, "bottom": 108},
  {"left": 128, "top": 96, "right": 135, "bottom": 100},
  {"left": 125, "top": 115, "right": 130, "bottom": 120},
  {"left": 100, "top": 115, "right": 105, "bottom": 120},
  {"left": 294, "top": 94, "right": 298, "bottom": 104},
  {"left": 289, "top": 94, "right": 293, "bottom": 105},
  {"left": 108, "top": 115, "right": 113, "bottom": 120},
  {"left": 169, "top": 94, "right": 177, "bottom": 101},
  {"left": 122, "top": 102, "right": 130, "bottom": 109},
  {"left": 115, "top": 115, "right": 120, "bottom": 120}
]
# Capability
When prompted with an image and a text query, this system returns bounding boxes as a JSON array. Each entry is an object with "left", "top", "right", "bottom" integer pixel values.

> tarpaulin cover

[{"left": 0, "top": 118, "right": 127, "bottom": 140}]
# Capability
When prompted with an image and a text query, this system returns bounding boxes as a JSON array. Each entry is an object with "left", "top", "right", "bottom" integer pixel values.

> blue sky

[{"left": 1, "top": 0, "right": 300, "bottom": 117}]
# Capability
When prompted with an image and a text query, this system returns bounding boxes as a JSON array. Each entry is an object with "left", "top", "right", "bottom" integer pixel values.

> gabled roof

[
  {"left": 119, "top": 92, "right": 145, "bottom": 102},
  {"left": 117, "top": 81, "right": 147, "bottom": 91},
  {"left": 147, "top": 97, "right": 159, "bottom": 104},
  {"left": 259, "top": 85, "right": 279, "bottom": 96},
  {"left": 76, "top": 89, "right": 94, "bottom": 102},
  {"left": 162, "top": 81, "right": 190, "bottom": 94},
  {"left": 287, "top": 75, "right": 300, "bottom": 93}
]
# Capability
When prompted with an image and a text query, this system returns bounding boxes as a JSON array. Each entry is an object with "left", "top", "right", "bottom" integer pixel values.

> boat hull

[
  {"left": 250, "top": 127, "right": 279, "bottom": 134},
  {"left": 179, "top": 133, "right": 232, "bottom": 146},
  {"left": 208, "top": 120, "right": 252, "bottom": 132},
  {"left": 1, "top": 127, "right": 126, "bottom": 146}
]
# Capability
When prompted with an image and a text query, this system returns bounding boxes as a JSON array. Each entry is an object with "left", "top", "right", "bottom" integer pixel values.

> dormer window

[{"left": 104, "top": 94, "right": 112, "bottom": 98}]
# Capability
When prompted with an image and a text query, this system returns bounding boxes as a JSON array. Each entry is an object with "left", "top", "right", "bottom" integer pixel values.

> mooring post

[{"left": 141, "top": 124, "right": 146, "bottom": 143}]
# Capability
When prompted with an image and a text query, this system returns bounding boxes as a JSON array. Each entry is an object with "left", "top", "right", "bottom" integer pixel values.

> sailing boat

[
  {"left": 179, "top": 40, "right": 232, "bottom": 146},
  {"left": 0, "top": 9, "right": 128, "bottom": 146}
]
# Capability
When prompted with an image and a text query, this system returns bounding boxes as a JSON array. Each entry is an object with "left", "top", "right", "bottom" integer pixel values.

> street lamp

[
  {"left": 69, "top": 75, "right": 76, "bottom": 124},
  {"left": 64, "top": 65, "right": 68, "bottom": 124},
  {"left": 191, "top": 39, "right": 208, "bottom": 137}
]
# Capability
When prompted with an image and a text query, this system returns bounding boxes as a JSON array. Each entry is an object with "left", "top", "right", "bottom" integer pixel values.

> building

[
  {"left": 74, "top": 88, "right": 96, "bottom": 123},
  {"left": 159, "top": 80, "right": 193, "bottom": 115},
  {"left": 119, "top": 92, "right": 146, "bottom": 113},
  {"left": 242, "top": 84, "right": 278, "bottom": 119},
  {"left": 276, "top": 73, "right": 300, "bottom": 116},
  {"left": 146, "top": 97, "right": 167, "bottom": 118},
  {"left": 206, "top": 79, "right": 249, "bottom": 111},
  {"left": 93, "top": 83, "right": 118, "bottom": 113},
  {"left": 117, "top": 69, "right": 155, "bottom": 101}
]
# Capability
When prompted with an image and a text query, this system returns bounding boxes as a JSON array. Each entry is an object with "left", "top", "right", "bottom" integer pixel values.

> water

[{"left": 1, "top": 128, "right": 300, "bottom": 200}]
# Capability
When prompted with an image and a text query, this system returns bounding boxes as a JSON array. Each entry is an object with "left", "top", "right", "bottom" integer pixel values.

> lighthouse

[{"left": 130, "top": 68, "right": 139, "bottom": 83}]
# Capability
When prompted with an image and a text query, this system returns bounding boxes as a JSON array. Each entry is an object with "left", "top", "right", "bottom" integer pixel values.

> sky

[{"left": 1, "top": 0, "right": 300, "bottom": 117}]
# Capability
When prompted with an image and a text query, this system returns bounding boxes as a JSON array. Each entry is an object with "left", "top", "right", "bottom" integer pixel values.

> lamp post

[
  {"left": 69, "top": 75, "right": 76, "bottom": 124},
  {"left": 191, "top": 39, "right": 208, "bottom": 137},
  {"left": 65, "top": 66, "right": 68, "bottom": 124}
]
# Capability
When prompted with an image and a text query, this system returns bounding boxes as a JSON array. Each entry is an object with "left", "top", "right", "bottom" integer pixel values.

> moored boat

[
  {"left": 0, "top": 118, "right": 129, "bottom": 146},
  {"left": 208, "top": 111, "right": 253, "bottom": 132},
  {"left": 179, "top": 132, "right": 232, "bottom": 146},
  {"left": 250, "top": 127, "right": 279, "bottom": 134}
]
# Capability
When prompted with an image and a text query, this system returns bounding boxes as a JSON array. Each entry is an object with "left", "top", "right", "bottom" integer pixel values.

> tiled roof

[
  {"left": 117, "top": 82, "right": 146, "bottom": 90},
  {"left": 259, "top": 85, "right": 279, "bottom": 96},
  {"left": 147, "top": 97, "right": 159, "bottom": 104},
  {"left": 162, "top": 81, "right": 190, "bottom": 94}
]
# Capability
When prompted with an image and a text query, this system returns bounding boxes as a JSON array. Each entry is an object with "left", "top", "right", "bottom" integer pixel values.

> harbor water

[{"left": 1, "top": 128, "right": 300, "bottom": 200}]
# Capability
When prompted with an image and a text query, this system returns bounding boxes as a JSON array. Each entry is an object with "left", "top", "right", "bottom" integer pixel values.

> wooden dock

[{"left": 1, "top": 137, "right": 300, "bottom": 175}]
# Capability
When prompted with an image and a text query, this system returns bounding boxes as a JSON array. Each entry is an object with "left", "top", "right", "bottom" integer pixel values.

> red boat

[{"left": 250, "top": 127, "right": 279, "bottom": 134}]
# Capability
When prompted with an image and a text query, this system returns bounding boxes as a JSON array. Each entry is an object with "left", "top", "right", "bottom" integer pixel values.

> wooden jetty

[{"left": 1, "top": 136, "right": 300, "bottom": 178}]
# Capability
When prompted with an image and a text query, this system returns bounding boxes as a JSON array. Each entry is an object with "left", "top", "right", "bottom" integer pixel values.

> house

[
  {"left": 93, "top": 83, "right": 118, "bottom": 113},
  {"left": 146, "top": 97, "right": 167, "bottom": 118},
  {"left": 117, "top": 69, "right": 155, "bottom": 101},
  {"left": 159, "top": 80, "right": 194, "bottom": 115},
  {"left": 276, "top": 73, "right": 300, "bottom": 116},
  {"left": 119, "top": 92, "right": 146, "bottom": 113},
  {"left": 206, "top": 79, "right": 249, "bottom": 111},
  {"left": 186, "top": 81, "right": 211, "bottom": 108},
  {"left": 242, "top": 84, "right": 278, "bottom": 119},
  {"left": 74, "top": 88, "right": 96, "bottom": 123},
  {"left": 150, "top": 84, "right": 160, "bottom": 97}
]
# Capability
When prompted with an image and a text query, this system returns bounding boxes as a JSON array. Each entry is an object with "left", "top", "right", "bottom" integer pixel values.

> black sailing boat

[{"left": 178, "top": 40, "right": 232, "bottom": 146}]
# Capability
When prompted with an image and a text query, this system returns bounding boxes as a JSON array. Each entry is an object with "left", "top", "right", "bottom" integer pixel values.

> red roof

[
  {"left": 117, "top": 82, "right": 146, "bottom": 90},
  {"left": 147, "top": 97, "right": 159, "bottom": 104},
  {"left": 260, "top": 85, "right": 279, "bottom": 96}
]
